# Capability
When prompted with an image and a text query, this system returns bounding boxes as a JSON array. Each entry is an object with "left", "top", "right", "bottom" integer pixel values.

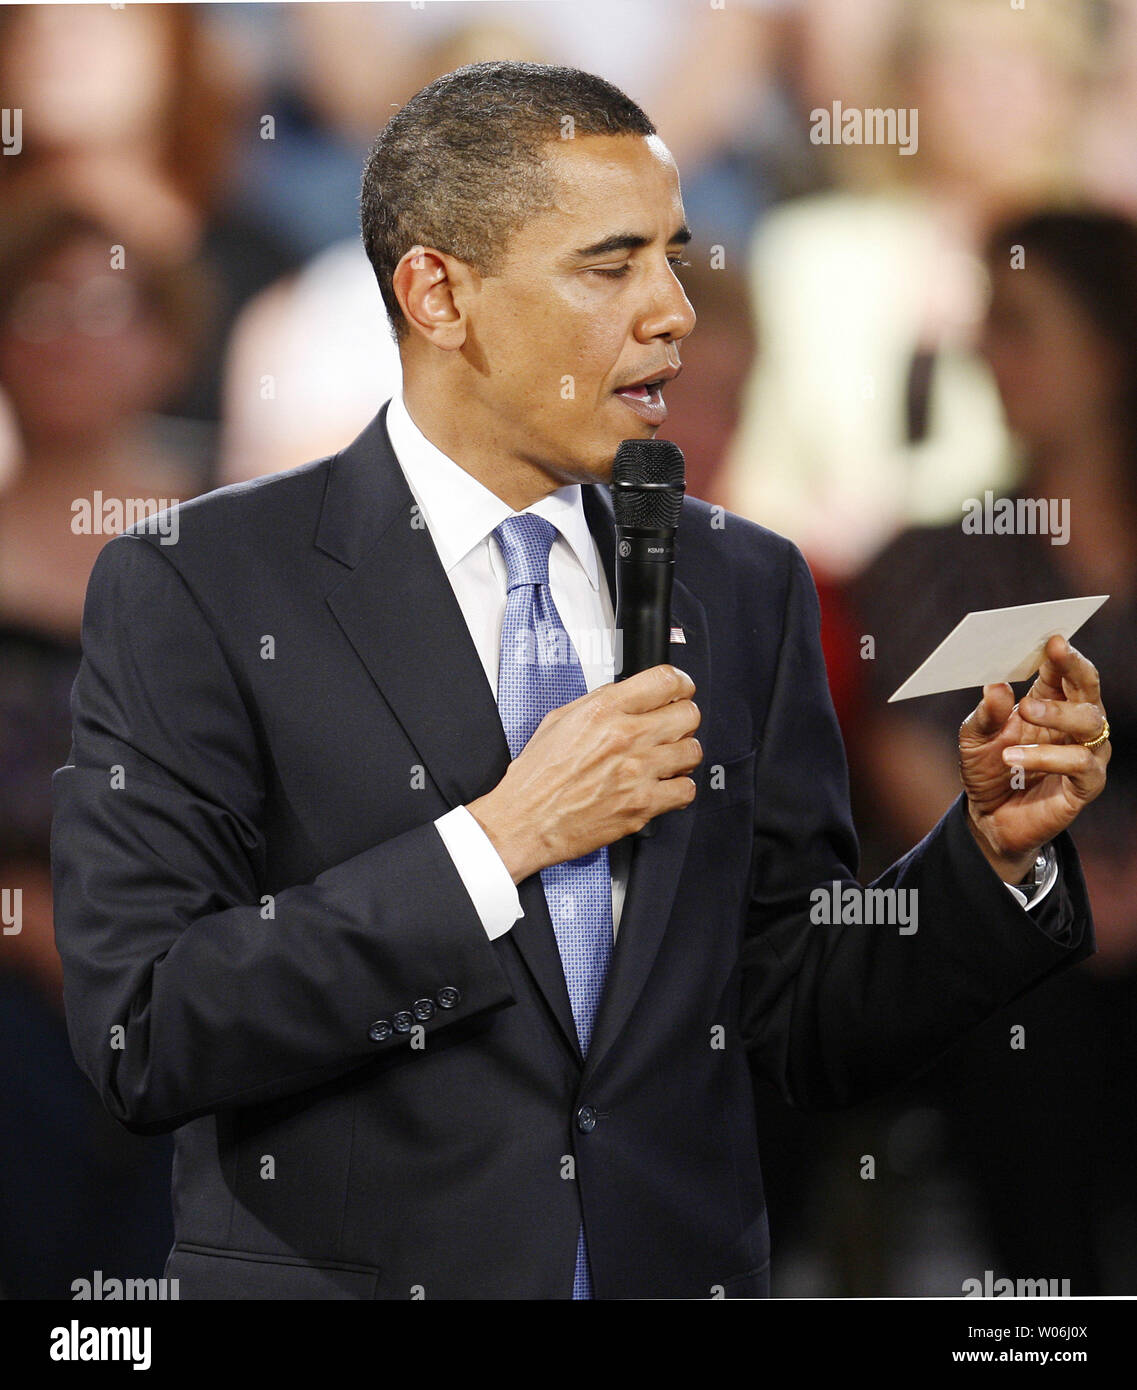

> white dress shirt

[
  {"left": 385, "top": 389, "right": 630, "bottom": 941},
  {"left": 384, "top": 389, "right": 1057, "bottom": 940}
]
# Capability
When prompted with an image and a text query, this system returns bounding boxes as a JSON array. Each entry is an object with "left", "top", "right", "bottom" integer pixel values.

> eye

[{"left": 589, "top": 257, "right": 690, "bottom": 280}]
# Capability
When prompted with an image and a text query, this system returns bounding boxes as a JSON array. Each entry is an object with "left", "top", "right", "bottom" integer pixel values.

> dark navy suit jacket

[{"left": 50, "top": 402, "right": 1094, "bottom": 1298}]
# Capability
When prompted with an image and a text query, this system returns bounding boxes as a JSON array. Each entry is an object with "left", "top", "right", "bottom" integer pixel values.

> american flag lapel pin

[{"left": 670, "top": 625, "right": 686, "bottom": 645}]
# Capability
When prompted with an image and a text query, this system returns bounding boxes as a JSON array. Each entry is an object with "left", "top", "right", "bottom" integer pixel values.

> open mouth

[
  {"left": 616, "top": 380, "right": 663, "bottom": 402},
  {"left": 614, "top": 379, "right": 667, "bottom": 424}
]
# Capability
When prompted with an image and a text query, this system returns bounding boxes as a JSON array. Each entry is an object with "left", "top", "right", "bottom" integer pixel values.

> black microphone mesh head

[{"left": 611, "top": 439, "right": 686, "bottom": 528}]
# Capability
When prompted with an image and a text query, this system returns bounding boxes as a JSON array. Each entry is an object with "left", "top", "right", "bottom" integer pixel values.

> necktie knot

[{"left": 493, "top": 512, "right": 556, "bottom": 591}]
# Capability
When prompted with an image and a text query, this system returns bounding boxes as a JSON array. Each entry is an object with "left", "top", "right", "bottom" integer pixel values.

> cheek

[
  {"left": 551, "top": 305, "right": 627, "bottom": 407},
  {"left": 575, "top": 315, "right": 625, "bottom": 369},
  {"left": 524, "top": 323, "right": 621, "bottom": 413},
  {"left": 477, "top": 276, "right": 628, "bottom": 416}
]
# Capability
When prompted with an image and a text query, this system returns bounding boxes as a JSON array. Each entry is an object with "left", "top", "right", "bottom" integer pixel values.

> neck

[{"left": 401, "top": 376, "right": 571, "bottom": 512}]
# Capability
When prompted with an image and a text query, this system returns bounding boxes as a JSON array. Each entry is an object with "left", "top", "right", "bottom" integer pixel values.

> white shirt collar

[{"left": 384, "top": 389, "right": 601, "bottom": 590}]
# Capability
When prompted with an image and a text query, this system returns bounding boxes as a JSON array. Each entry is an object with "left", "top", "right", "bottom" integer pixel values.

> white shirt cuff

[
  {"left": 434, "top": 806, "right": 523, "bottom": 940},
  {"left": 1002, "top": 843, "right": 1059, "bottom": 911}
]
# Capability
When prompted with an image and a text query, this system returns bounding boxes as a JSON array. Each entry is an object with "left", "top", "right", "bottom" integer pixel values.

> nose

[{"left": 635, "top": 259, "right": 696, "bottom": 346}]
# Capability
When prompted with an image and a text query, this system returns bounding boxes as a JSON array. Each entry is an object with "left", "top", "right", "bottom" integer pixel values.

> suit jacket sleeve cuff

[
  {"left": 939, "top": 795, "right": 1089, "bottom": 959},
  {"left": 1001, "top": 844, "right": 1068, "bottom": 944},
  {"left": 1002, "top": 843, "right": 1058, "bottom": 909},
  {"left": 435, "top": 806, "right": 523, "bottom": 940}
]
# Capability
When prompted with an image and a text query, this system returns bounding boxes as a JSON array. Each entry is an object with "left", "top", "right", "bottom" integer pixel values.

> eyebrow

[{"left": 571, "top": 225, "right": 693, "bottom": 259}]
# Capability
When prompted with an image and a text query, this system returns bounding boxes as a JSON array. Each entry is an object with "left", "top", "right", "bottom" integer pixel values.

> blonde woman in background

[{"left": 722, "top": 0, "right": 1101, "bottom": 581}]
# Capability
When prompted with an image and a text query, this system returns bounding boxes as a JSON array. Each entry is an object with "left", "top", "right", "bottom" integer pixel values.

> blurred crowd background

[{"left": 1, "top": 0, "right": 1135, "bottom": 1299}]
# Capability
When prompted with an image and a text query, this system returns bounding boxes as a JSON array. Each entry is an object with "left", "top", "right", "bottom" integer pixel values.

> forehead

[{"left": 520, "top": 133, "right": 685, "bottom": 244}]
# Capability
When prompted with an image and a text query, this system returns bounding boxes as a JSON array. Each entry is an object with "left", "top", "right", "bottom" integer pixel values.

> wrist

[
  {"left": 965, "top": 803, "right": 1040, "bottom": 883},
  {"left": 1011, "top": 849, "right": 1051, "bottom": 893},
  {"left": 467, "top": 791, "right": 542, "bottom": 885}
]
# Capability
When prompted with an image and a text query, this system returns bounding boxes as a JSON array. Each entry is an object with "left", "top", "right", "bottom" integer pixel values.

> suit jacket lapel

[
  {"left": 316, "top": 402, "right": 707, "bottom": 1076},
  {"left": 318, "top": 403, "right": 507, "bottom": 810},
  {"left": 318, "top": 403, "right": 581, "bottom": 1059}
]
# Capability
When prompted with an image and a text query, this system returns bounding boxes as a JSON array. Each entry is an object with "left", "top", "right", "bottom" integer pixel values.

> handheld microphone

[{"left": 610, "top": 438, "right": 686, "bottom": 836}]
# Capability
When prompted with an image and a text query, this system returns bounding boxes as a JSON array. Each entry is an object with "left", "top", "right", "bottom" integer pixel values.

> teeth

[{"left": 616, "top": 381, "right": 666, "bottom": 410}]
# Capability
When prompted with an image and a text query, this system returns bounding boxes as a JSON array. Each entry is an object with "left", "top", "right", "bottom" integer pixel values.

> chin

[{"left": 564, "top": 447, "right": 618, "bottom": 487}]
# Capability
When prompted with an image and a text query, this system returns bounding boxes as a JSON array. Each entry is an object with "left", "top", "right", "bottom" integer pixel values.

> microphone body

[
  {"left": 610, "top": 439, "right": 687, "bottom": 837},
  {"left": 614, "top": 529, "right": 675, "bottom": 680}
]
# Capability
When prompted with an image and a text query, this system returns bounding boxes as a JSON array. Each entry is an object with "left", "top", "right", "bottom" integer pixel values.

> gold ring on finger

[{"left": 1081, "top": 717, "right": 1110, "bottom": 752}]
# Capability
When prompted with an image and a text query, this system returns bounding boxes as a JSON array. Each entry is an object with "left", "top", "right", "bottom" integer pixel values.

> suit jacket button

[
  {"left": 436, "top": 986, "right": 461, "bottom": 1009},
  {"left": 392, "top": 1011, "right": 414, "bottom": 1033},
  {"left": 369, "top": 1019, "right": 393, "bottom": 1042},
  {"left": 413, "top": 997, "right": 436, "bottom": 1021},
  {"left": 576, "top": 1105, "right": 597, "bottom": 1133}
]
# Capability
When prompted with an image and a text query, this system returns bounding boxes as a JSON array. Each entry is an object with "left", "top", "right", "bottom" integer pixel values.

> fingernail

[
  {"left": 1021, "top": 699, "right": 1043, "bottom": 718},
  {"left": 1003, "top": 747, "right": 1024, "bottom": 761}
]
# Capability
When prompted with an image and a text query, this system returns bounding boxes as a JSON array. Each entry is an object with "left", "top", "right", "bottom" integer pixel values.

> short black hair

[{"left": 360, "top": 60, "right": 656, "bottom": 343}]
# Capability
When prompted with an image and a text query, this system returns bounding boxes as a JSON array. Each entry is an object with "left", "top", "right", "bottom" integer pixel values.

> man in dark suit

[{"left": 51, "top": 62, "right": 1109, "bottom": 1299}]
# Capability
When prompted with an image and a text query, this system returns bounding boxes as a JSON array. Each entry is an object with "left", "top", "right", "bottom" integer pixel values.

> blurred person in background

[
  {"left": 216, "top": 238, "right": 404, "bottom": 485},
  {"left": 0, "top": 193, "right": 209, "bottom": 1297},
  {"left": 225, "top": 0, "right": 791, "bottom": 258},
  {"left": 0, "top": 196, "right": 207, "bottom": 636},
  {"left": 840, "top": 208, "right": 1137, "bottom": 1293},
  {"left": 1079, "top": 0, "right": 1137, "bottom": 218},
  {"left": 0, "top": 2, "right": 300, "bottom": 441},
  {"left": 721, "top": 0, "right": 1102, "bottom": 585}
]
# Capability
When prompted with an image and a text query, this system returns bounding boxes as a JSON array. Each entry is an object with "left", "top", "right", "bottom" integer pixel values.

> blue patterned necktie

[{"left": 493, "top": 511, "right": 614, "bottom": 1300}]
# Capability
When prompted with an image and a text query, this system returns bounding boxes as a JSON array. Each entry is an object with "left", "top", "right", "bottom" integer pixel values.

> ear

[{"left": 391, "top": 244, "right": 476, "bottom": 350}]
